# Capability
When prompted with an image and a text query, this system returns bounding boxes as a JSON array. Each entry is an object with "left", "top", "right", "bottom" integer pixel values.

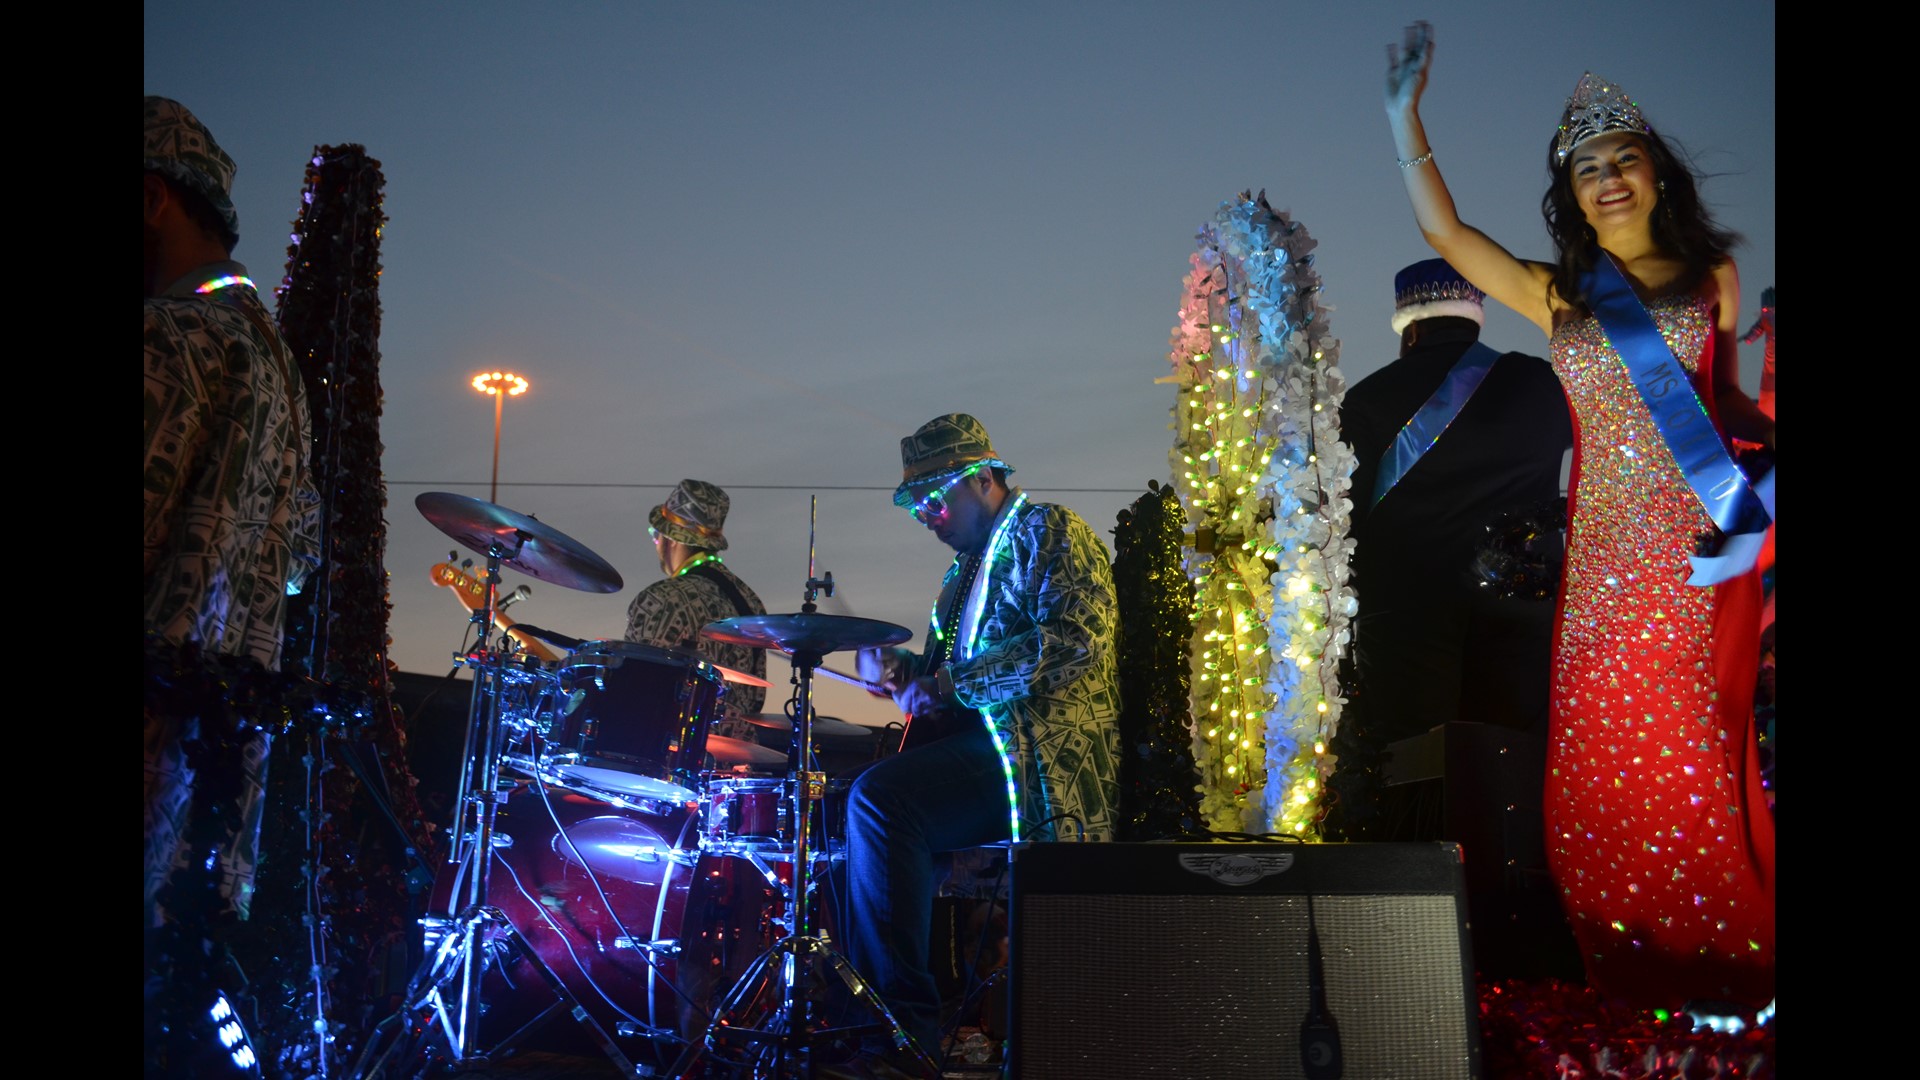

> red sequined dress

[{"left": 1545, "top": 292, "right": 1774, "bottom": 1010}]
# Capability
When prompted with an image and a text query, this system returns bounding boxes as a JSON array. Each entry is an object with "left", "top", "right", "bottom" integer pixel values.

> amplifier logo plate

[{"left": 1178, "top": 851, "right": 1295, "bottom": 885}]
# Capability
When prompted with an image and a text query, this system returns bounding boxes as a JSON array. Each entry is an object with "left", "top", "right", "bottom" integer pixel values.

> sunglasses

[{"left": 907, "top": 464, "right": 983, "bottom": 524}]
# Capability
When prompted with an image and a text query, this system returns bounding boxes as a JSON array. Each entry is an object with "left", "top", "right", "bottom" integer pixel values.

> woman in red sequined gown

[{"left": 1382, "top": 24, "right": 1775, "bottom": 1012}]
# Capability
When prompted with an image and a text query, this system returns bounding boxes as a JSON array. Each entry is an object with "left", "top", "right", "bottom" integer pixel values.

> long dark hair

[{"left": 1540, "top": 126, "right": 1741, "bottom": 313}]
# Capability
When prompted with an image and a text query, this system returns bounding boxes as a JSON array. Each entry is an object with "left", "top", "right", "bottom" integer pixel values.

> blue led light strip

[
  {"left": 928, "top": 560, "right": 959, "bottom": 648},
  {"left": 956, "top": 492, "right": 1028, "bottom": 842}
]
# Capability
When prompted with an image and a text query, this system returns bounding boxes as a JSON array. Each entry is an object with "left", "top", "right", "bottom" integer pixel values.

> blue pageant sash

[
  {"left": 1584, "top": 254, "right": 1774, "bottom": 586},
  {"left": 1371, "top": 341, "right": 1502, "bottom": 507}
]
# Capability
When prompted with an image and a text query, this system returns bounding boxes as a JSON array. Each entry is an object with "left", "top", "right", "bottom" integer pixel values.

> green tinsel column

[{"left": 1110, "top": 480, "right": 1203, "bottom": 840}]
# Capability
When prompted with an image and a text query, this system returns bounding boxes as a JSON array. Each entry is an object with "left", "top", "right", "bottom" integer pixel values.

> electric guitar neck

[{"left": 428, "top": 562, "right": 563, "bottom": 663}]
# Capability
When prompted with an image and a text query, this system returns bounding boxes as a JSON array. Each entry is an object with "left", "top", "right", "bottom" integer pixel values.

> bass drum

[{"left": 422, "top": 784, "right": 831, "bottom": 1070}]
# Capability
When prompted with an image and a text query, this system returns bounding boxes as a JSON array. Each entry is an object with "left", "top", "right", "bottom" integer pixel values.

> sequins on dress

[{"left": 1546, "top": 293, "right": 1773, "bottom": 1009}]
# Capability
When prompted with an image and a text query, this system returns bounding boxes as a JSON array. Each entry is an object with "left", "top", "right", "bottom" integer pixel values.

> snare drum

[
  {"left": 535, "top": 640, "right": 724, "bottom": 805},
  {"left": 701, "top": 776, "right": 790, "bottom": 856},
  {"left": 701, "top": 775, "right": 851, "bottom": 859}
]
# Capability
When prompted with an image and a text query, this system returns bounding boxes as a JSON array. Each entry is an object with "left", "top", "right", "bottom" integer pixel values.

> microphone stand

[
  {"left": 670, "top": 500, "right": 937, "bottom": 1078},
  {"left": 347, "top": 537, "right": 634, "bottom": 1079}
]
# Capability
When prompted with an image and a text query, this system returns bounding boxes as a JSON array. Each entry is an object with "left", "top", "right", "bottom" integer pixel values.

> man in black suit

[{"left": 1333, "top": 259, "right": 1572, "bottom": 826}]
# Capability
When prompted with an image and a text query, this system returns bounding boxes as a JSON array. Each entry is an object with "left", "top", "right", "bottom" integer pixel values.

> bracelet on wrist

[{"left": 1397, "top": 149, "right": 1434, "bottom": 169}]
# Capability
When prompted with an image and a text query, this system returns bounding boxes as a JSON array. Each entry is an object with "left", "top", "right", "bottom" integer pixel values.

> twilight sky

[{"left": 146, "top": 1, "right": 1775, "bottom": 730}]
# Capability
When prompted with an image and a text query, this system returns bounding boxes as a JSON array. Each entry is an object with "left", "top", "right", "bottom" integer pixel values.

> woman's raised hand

[{"left": 1385, "top": 21, "right": 1434, "bottom": 115}]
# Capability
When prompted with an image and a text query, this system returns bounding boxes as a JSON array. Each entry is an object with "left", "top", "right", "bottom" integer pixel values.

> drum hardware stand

[
  {"left": 673, "top": 505, "right": 937, "bottom": 1079},
  {"left": 348, "top": 538, "right": 636, "bottom": 1080}
]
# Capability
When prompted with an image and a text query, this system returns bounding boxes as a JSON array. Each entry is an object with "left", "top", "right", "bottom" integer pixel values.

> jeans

[{"left": 842, "top": 724, "right": 1009, "bottom": 1058}]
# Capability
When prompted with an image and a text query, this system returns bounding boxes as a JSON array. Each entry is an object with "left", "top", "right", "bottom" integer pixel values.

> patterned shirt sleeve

[{"left": 144, "top": 309, "right": 208, "bottom": 578}]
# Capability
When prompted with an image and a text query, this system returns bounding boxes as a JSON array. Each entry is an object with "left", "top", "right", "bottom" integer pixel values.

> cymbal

[
  {"left": 741, "top": 712, "right": 871, "bottom": 739},
  {"left": 702, "top": 613, "right": 911, "bottom": 655},
  {"left": 416, "top": 492, "right": 623, "bottom": 594},
  {"left": 704, "top": 734, "right": 789, "bottom": 769},
  {"left": 709, "top": 662, "right": 771, "bottom": 689}
]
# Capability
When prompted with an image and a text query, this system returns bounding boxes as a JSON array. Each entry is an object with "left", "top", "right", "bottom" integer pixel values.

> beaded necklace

[{"left": 927, "top": 550, "right": 984, "bottom": 671}]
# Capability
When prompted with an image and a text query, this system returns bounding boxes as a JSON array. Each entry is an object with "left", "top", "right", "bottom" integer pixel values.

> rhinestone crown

[{"left": 1554, "top": 72, "right": 1652, "bottom": 166}]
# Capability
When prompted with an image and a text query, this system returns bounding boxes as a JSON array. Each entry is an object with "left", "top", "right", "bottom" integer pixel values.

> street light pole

[
  {"left": 490, "top": 390, "right": 504, "bottom": 504},
  {"left": 471, "top": 371, "right": 530, "bottom": 505}
]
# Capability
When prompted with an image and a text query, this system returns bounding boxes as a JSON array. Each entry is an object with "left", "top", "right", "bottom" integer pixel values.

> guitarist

[
  {"left": 624, "top": 479, "right": 768, "bottom": 740},
  {"left": 834, "top": 414, "right": 1122, "bottom": 1075}
]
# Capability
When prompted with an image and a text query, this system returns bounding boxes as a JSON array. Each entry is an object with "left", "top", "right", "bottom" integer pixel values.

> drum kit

[{"left": 351, "top": 493, "right": 936, "bottom": 1080}]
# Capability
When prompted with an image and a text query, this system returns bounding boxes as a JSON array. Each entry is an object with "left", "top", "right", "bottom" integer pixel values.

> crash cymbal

[
  {"left": 709, "top": 662, "right": 772, "bottom": 689},
  {"left": 741, "top": 712, "right": 871, "bottom": 739},
  {"left": 416, "top": 492, "right": 623, "bottom": 594},
  {"left": 702, "top": 613, "right": 911, "bottom": 655},
  {"left": 704, "top": 734, "right": 789, "bottom": 769}
]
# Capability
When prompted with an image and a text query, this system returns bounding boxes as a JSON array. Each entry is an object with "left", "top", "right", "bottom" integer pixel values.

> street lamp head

[{"left": 472, "top": 371, "right": 529, "bottom": 396}]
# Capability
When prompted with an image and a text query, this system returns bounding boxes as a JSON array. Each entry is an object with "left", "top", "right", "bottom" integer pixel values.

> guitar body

[
  {"left": 812, "top": 663, "right": 980, "bottom": 754},
  {"left": 900, "top": 649, "right": 982, "bottom": 754},
  {"left": 897, "top": 705, "right": 980, "bottom": 754}
]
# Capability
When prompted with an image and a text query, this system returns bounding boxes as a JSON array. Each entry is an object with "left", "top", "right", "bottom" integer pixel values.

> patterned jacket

[
  {"left": 624, "top": 558, "right": 769, "bottom": 726},
  {"left": 144, "top": 263, "right": 320, "bottom": 670},
  {"left": 912, "top": 492, "right": 1122, "bottom": 842}
]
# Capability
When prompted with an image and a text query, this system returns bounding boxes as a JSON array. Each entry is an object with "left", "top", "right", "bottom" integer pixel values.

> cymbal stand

[
  {"left": 670, "top": 502, "right": 937, "bottom": 1079},
  {"left": 349, "top": 537, "right": 634, "bottom": 1079}
]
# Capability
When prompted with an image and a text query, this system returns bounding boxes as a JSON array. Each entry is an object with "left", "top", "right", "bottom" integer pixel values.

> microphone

[
  {"left": 498, "top": 584, "right": 532, "bottom": 610},
  {"left": 510, "top": 623, "right": 585, "bottom": 650}
]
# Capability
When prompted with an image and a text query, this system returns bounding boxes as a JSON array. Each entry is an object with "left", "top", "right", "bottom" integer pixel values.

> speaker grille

[{"left": 1016, "top": 892, "right": 1474, "bottom": 1079}]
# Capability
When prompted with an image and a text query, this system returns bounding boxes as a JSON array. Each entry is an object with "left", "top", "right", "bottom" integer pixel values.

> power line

[{"left": 386, "top": 480, "right": 1153, "bottom": 493}]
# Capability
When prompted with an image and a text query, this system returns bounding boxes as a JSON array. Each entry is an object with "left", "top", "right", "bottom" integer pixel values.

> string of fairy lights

[
  {"left": 1164, "top": 192, "right": 1356, "bottom": 838},
  {"left": 957, "top": 491, "right": 1033, "bottom": 843}
]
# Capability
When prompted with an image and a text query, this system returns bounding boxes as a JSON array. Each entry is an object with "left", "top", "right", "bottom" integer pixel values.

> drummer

[{"left": 625, "top": 479, "right": 769, "bottom": 740}]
